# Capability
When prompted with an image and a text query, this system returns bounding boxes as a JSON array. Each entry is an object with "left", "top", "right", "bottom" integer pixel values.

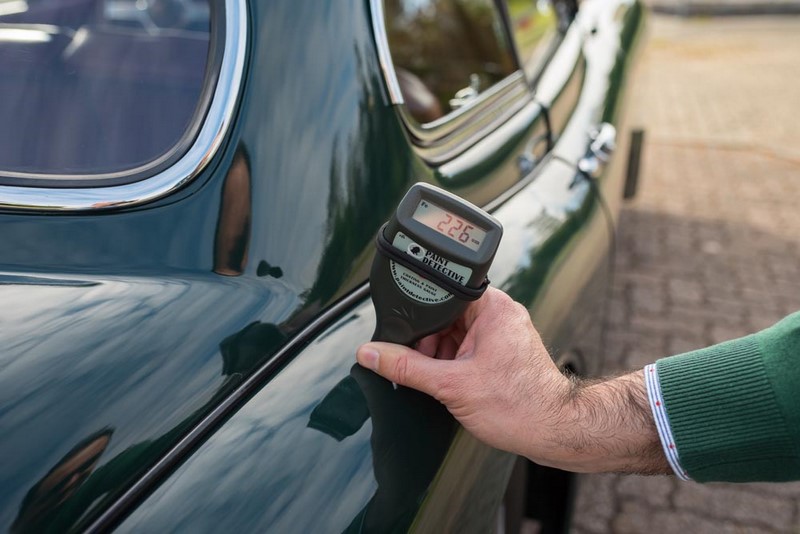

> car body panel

[
  {"left": 118, "top": 153, "right": 610, "bottom": 532},
  {"left": 117, "top": 1, "right": 645, "bottom": 508},
  {"left": 534, "top": 17, "right": 586, "bottom": 142},
  {"left": 0, "top": 0, "right": 643, "bottom": 530}
]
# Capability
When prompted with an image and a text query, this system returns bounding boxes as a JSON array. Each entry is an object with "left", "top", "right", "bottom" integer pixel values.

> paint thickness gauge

[{"left": 370, "top": 183, "right": 503, "bottom": 346}]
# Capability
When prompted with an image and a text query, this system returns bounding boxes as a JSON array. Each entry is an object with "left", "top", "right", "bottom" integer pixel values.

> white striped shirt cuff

[{"left": 644, "top": 364, "right": 691, "bottom": 481}]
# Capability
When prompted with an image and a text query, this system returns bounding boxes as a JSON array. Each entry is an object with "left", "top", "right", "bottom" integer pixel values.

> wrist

[{"left": 532, "top": 371, "right": 670, "bottom": 475}]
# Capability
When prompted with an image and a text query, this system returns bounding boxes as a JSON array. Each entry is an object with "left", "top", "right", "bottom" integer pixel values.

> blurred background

[{"left": 571, "top": 2, "right": 800, "bottom": 532}]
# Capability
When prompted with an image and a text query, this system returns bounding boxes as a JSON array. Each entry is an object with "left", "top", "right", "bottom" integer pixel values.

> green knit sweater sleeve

[{"left": 655, "top": 312, "right": 800, "bottom": 482}]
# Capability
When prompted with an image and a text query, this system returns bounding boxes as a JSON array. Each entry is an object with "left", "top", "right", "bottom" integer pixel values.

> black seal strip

[{"left": 375, "top": 224, "right": 489, "bottom": 301}]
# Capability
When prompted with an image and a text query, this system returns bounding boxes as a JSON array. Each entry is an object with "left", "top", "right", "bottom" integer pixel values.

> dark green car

[{"left": 0, "top": 0, "right": 642, "bottom": 531}]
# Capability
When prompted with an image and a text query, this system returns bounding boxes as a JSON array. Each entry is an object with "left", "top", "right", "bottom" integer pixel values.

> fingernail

[{"left": 357, "top": 346, "right": 380, "bottom": 371}]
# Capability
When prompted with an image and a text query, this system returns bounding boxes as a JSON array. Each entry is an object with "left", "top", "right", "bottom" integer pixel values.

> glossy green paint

[
  {"left": 117, "top": 156, "right": 611, "bottom": 532},
  {"left": 0, "top": 0, "right": 643, "bottom": 531}
]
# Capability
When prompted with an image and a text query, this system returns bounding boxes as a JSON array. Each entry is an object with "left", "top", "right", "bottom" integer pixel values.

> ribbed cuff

[{"left": 656, "top": 335, "right": 794, "bottom": 482}]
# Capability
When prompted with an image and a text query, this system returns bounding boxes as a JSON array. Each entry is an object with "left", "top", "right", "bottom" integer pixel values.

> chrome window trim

[
  {"left": 405, "top": 71, "right": 528, "bottom": 145},
  {"left": 411, "top": 73, "right": 532, "bottom": 164},
  {"left": 370, "top": 0, "right": 404, "bottom": 106},
  {"left": 0, "top": 0, "right": 248, "bottom": 212}
]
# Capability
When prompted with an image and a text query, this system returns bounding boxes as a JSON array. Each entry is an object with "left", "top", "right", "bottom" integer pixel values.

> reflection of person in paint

[
  {"left": 214, "top": 145, "right": 252, "bottom": 277},
  {"left": 308, "top": 365, "right": 455, "bottom": 532},
  {"left": 212, "top": 144, "right": 286, "bottom": 281},
  {"left": 11, "top": 310, "right": 292, "bottom": 532},
  {"left": 11, "top": 145, "right": 299, "bottom": 532},
  {"left": 11, "top": 429, "right": 113, "bottom": 533}
]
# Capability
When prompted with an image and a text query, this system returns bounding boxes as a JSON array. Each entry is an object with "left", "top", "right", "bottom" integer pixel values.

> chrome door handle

[
  {"left": 589, "top": 123, "right": 617, "bottom": 162},
  {"left": 578, "top": 122, "right": 616, "bottom": 175},
  {"left": 449, "top": 74, "right": 481, "bottom": 110}
]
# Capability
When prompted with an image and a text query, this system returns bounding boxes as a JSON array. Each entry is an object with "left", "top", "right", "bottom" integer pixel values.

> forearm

[
  {"left": 533, "top": 370, "right": 671, "bottom": 475},
  {"left": 358, "top": 289, "right": 674, "bottom": 477}
]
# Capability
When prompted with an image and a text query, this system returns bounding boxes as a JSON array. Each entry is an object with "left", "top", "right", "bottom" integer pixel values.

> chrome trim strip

[
  {"left": 407, "top": 71, "right": 528, "bottom": 145},
  {"left": 0, "top": 0, "right": 248, "bottom": 212},
  {"left": 410, "top": 74, "right": 532, "bottom": 164},
  {"left": 369, "top": 0, "right": 404, "bottom": 105}
]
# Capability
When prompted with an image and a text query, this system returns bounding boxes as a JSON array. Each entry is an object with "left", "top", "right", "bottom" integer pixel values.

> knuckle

[
  {"left": 435, "top": 368, "right": 466, "bottom": 402},
  {"left": 511, "top": 300, "right": 529, "bottom": 318},
  {"left": 393, "top": 352, "right": 409, "bottom": 384},
  {"left": 488, "top": 287, "right": 510, "bottom": 305},
  {"left": 501, "top": 298, "right": 528, "bottom": 326}
]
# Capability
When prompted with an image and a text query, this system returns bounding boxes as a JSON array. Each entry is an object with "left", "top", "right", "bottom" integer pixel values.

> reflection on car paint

[
  {"left": 214, "top": 145, "right": 253, "bottom": 277},
  {"left": 118, "top": 308, "right": 460, "bottom": 533}
]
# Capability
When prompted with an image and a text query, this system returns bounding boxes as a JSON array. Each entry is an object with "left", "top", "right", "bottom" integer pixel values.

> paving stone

[
  {"left": 605, "top": 298, "right": 628, "bottom": 329},
  {"left": 607, "top": 329, "right": 668, "bottom": 369},
  {"left": 662, "top": 306, "right": 731, "bottom": 333},
  {"left": 746, "top": 305, "right": 790, "bottom": 332},
  {"left": 704, "top": 296, "right": 750, "bottom": 321},
  {"left": 665, "top": 331, "right": 707, "bottom": 357},
  {"left": 617, "top": 475, "right": 674, "bottom": 507},
  {"left": 708, "top": 322, "right": 749, "bottom": 345},
  {"left": 701, "top": 277, "right": 742, "bottom": 301},
  {"left": 628, "top": 313, "right": 671, "bottom": 335},
  {"left": 610, "top": 501, "right": 765, "bottom": 534},
  {"left": 781, "top": 301, "right": 800, "bottom": 316},
  {"left": 631, "top": 280, "right": 667, "bottom": 315},
  {"left": 744, "top": 481, "right": 800, "bottom": 499},
  {"left": 571, "top": 474, "right": 619, "bottom": 533},
  {"left": 672, "top": 482, "right": 795, "bottom": 531}
]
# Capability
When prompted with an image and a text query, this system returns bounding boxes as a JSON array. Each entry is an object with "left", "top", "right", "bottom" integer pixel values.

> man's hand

[{"left": 356, "top": 287, "right": 670, "bottom": 475}]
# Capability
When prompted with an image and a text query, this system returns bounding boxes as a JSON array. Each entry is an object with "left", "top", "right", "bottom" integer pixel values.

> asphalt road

[{"left": 571, "top": 14, "right": 800, "bottom": 534}]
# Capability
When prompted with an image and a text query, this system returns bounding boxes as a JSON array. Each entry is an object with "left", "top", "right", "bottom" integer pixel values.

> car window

[
  {"left": 505, "top": 0, "right": 561, "bottom": 83},
  {"left": 0, "top": 0, "right": 212, "bottom": 178},
  {"left": 383, "top": 0, "right": 517, "bottom": 125}
]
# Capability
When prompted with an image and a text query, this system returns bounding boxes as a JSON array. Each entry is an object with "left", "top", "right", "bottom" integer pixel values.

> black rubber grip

[{"left": 374, "top": 224, "right": 489, "bottom": 301}]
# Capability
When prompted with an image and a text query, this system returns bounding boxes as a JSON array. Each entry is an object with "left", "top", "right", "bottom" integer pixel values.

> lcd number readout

[{"left": 411, "top": 199, "right": 487, "bottom": 252}]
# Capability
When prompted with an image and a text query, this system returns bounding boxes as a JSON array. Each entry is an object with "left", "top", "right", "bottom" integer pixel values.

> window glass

[
  {"left": 506, "top": 0, "right": 560, "bottom": 82},
  {"left": 384, "top": 0, "right": 517, "bottom": 125},
  {"left": 0, "top": 0, "right": 211, "bottom": 177}
]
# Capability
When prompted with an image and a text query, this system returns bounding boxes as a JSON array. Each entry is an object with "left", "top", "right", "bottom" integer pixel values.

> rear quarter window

[
  {"left": 0, "top": 0, "right": 215, "bottom": 182},
  {"left": 383, "top": 0, "right": 517, "bottom": 125}
]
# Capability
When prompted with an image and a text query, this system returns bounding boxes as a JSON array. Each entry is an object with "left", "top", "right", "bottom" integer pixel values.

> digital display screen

[{"left": 412, "top": 199, "right": 487, "bottom": 252}]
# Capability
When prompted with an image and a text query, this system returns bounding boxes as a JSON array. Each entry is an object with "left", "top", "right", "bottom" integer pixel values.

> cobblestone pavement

[{"left": 571, "top": 15, "right": 800, "bottom": 534}]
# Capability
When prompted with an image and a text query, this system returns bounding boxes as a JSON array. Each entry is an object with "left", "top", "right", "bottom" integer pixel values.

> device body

[{"left": 370, "top": 183, "right": 503, "bottom": 346}]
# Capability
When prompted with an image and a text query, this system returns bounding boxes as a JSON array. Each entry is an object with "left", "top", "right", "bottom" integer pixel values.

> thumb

[{"left": 356, "top": 342, "right": 445, "bottom": 396}]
